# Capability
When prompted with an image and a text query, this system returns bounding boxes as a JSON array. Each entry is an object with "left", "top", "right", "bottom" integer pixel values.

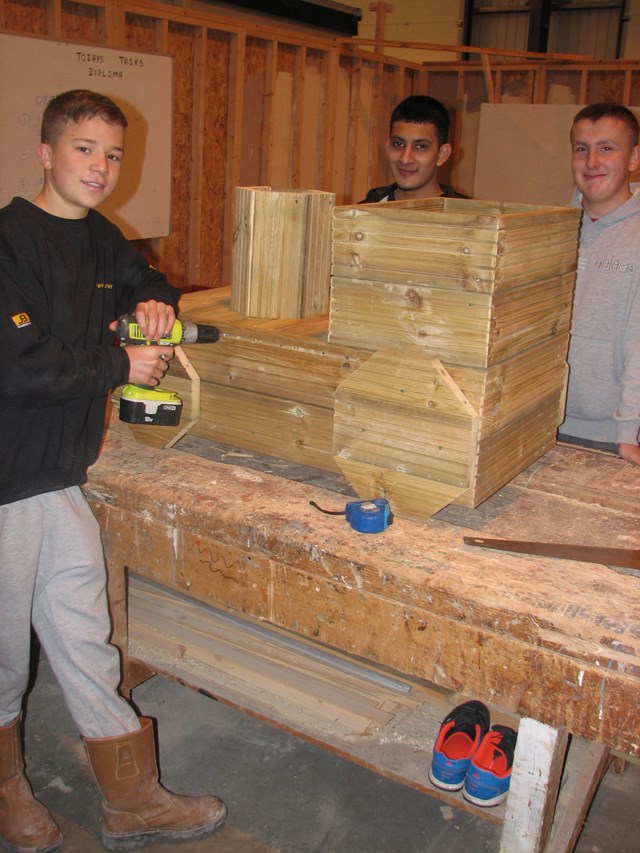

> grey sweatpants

[{"left": 0, "top": 486, "right": 139, "bottom": 738}]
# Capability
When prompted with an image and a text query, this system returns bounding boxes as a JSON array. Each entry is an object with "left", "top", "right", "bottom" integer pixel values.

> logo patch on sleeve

[{"left": 12, "top": 312, "right": 31, "bottom": 328}]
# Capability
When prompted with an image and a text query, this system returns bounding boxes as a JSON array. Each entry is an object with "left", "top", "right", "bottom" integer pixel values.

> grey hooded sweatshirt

[{"left": 560, "top": 188, "right": 640, "bottom": 446}]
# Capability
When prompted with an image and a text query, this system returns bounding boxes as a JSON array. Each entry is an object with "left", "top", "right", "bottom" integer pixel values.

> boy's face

[
  {"left": 35, "top": 116, "right": 125, "bottom": 218},
  {"left": 385, "top": 120, "right": 451, "bottom": 199},
  {"left": 571, "top": 116, "right": 640, "bottom": 219}
]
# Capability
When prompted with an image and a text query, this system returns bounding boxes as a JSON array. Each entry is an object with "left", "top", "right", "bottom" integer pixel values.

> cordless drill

[{"left": 116, "top": 314, "right": 220, "bottom": 426}]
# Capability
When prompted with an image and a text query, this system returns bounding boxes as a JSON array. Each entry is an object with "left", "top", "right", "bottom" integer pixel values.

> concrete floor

[{"left": 16, "top": 651, "right": 640, "bottom": 853}]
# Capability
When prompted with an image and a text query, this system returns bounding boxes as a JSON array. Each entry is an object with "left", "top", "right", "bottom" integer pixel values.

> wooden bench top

[{"left": 87, "top": 422, "right": 639, "bottom": 758}]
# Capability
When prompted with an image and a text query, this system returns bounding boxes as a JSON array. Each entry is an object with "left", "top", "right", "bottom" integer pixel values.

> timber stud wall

[{"left": 3, "top": 0, "right": 640, "bottom": 290}]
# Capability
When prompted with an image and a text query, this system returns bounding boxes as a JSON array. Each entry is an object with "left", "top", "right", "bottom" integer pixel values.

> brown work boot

[
  {"left": 0, "top": 715, "right": 63, "bottom": 853},
  {"left": 83, "top": 716, "right": 227, "bottom": 850}
]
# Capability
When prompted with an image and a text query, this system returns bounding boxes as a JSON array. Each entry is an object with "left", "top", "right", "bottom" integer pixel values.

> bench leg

[{"left": 500, "top": 718, "right": 568, "bottom": 852}]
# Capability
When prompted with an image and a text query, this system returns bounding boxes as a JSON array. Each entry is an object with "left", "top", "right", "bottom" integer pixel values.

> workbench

[{"left": 87, "top": 421, "right": 640, "bottom": 853}]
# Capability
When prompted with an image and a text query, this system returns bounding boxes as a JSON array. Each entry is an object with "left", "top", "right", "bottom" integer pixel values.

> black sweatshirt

[
  {"left": 358, "top": 183, "right": 468, "bottom": 203},
  {"left": 0, "top": 197, "right": 180, "bottom": 505}
]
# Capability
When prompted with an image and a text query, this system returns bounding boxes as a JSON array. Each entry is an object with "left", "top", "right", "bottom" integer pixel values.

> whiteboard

[
  {"left": 474, "top": 103, "right": 640, "bottom": 206},
  {"left": 0, "top": 33, "right": 173, "bottom": 239}
]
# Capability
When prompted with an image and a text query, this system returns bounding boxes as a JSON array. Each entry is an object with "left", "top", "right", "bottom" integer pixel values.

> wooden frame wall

[{"left": 3, "top": 0, "right": 640, "bottom": 290}]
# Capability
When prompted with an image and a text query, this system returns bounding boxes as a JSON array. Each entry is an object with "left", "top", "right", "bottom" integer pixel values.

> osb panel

[
  {"left": 586, "top": 70, "right": 626, "bottom": 104},
  {"left": 241, "top": 38, "right": 267, "bottom": 187},
  {"left": 162, "top": 21, "right": 197, "bottom": 287},
  {"left": 61, "top": 0, "right": 100, "bottom": 43},
  {"left": 366, "top": 63, "right": 404, "bottom": 186},
  {"left": 276, "top": 41, "right": 296, "bottom": 74},
  {"left": 546, "top": 70, "right": 581, "bottom": 104},
  {"left": 500, "top": 69, "right": 534, "bottom": 103},
  {"left": 199, "top": 30, "right": 232, "bottom": 288},
  {"left": 3, "top": 0, "right": 48, "bottom": 34},
  {"left": 271, "top": 60, "right": 295, "bottom": 187},
  {"left": 453, "top": 70, "right": 485, "bottom": 196},
  {"left": 98, "top": 502, "right": 179, "bottom": 587},
  {"left": 349, "top": 59, "right": 379, "bottom": 203},
  {"left": 334, "top": 56, "right": 355, "bottom": 204},
  {"left": 422, "top": 71, "right": 459, "bottom": 114},
  {"left": 245, "top": 35, "right": 268, "bottom": 76},
  {"left": 269, "top": 563, "right": 638, "bottom": 753},
  {"left": 125, "top": 11, "right": 160, "bottom": 53},
  {"left": 299, "top": 49, "right": 326, "bottom": 188}
]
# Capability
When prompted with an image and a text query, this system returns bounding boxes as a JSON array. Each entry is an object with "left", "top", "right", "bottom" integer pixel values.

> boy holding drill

[{"left": 0, "top": 90, "right": 227, "bottom": 851}]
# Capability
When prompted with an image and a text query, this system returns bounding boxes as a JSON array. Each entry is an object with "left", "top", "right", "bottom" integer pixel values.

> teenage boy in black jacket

[
  {"left": 0, "top": 89, "right": 227, "bottom": 853},
  {"left": 359, "top": 95, "right": 467, "bottom": 203}
]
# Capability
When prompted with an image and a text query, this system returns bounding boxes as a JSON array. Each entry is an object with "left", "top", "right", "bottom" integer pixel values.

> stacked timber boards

[
  {"left": 231, "top": 186, "right": 335, "bottom": 319},
  {"left": 330, "top": 198, "right": 581, "bottom": 516},
  {"left": 121, "top": 198, "right": 580, "bottom": 520}
]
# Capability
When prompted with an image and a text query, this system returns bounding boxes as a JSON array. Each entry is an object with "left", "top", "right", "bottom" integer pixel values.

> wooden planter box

[
  {"left": 330, "top": 197, "right": 579, "bottom": 367},
  {"left": 329, "top": 198, "right": 581, "bottom": 516}
]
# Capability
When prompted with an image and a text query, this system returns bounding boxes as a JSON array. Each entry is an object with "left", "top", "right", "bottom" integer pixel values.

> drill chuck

[{"left": 179, "top": 321, "right": 220, "bottom": 344}]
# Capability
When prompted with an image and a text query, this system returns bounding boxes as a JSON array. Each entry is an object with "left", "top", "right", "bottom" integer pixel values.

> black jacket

[
  {"left": 0, "top": 197, "right": 180, "bottom": 505},
  {"left": 358, "top": 183, "right": 468, "bottom": 204}
]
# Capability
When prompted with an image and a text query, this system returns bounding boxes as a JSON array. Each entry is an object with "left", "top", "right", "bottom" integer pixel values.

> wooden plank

[
  {"left": 345, "top": 55, "right": 363, "bottom": 204},
  {"left": 545, "top": 740, "right": 611, "bottom": 853},
  {"left": 174, "top": 280, "right": 569, "bottom": 516},
  {"left": 329, "top": 275, "right": 573, "bottom": 369},
  {"left": 223, "top": 29, "right": 246, "bottom": 287},
  {"left": 321, "top": 46, "right": 340, "bottom": 196},
  {"left": 481, "top": 54, "right": 495, "bottom": 103},
  {"left": 188, "top": 27, "right": 207, "bottom": 284},
  {"left": 261, "top": 40, "right": 277, "bottom": 184},
  {"left": 500, "top": 719, "right": 569, "bottom": 852},
  {"left": 333, "top": 352, "right": 478, "bottom": 513},
  {"left": 184, "top": 328, "right": 365, "bottom": 408},
  {"left": 511, "top": 444, "right": 640, "bottom": 517},
  {"left": 189, "top": 384, "right": 338, "bottom": 470},
  {"left": 337, "top": 37, "right": 593, "bottom": 62},
  {"left": 291, "top": 45, "right": 305, "bottom": 188}
]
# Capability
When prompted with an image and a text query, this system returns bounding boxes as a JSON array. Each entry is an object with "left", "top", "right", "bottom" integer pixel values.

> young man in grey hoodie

[{"left": 558, "top": 103, "right": 640, "bottom": 466}]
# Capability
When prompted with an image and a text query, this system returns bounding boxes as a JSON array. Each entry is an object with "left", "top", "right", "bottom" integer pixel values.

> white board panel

[
  {"left": 474, "top": 103, "right": 640, "bottom": 207},
  {"left": 0, "top": 33, "right": 173, "bottom": 239},
  {"left": 474, "top": 104, "right": 580, "bottom": 206}
]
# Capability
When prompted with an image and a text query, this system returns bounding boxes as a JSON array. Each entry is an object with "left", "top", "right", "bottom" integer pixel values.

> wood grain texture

[{"left": 87, "top": 424, "right": 640, "bottom": 757}]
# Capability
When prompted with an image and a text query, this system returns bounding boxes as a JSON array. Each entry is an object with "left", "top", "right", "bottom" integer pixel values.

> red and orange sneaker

[{"left": 463, "top": 724, "right": 518, "bottom": 807}]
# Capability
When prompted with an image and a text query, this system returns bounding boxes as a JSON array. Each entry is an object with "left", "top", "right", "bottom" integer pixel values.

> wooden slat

[
  {"left": 545, "top": 741, "right": 611, "bottom": 853},
  {"left": 231, "top": 186, "right": 334, "bottom": 318},
  {"left": 337, "top": 37, "right": 593, "bottom": 63},
  {"left": 222, "top": 29, "right": 246, "bottom": 286},
  {"left": 188, "top": 27, "right": 207, "bottom": 284}
]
